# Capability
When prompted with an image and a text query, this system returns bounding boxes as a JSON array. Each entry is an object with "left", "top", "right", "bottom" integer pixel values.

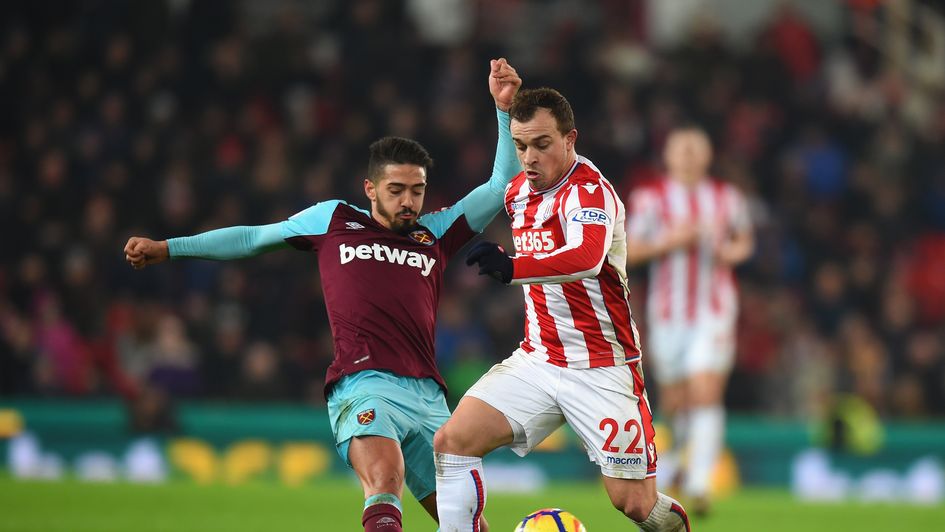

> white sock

[
  {"left": 656, "top": 412, "right": 689, "bottom": 491},
  {"left": 634, "top": 491, "right": 690, "bottom": 532},
  {"left": 434, "top": 452, "right": 486, "bottom": 532},
  {"left": 684, "top": 405, "right": 724, "bottom": 498}
]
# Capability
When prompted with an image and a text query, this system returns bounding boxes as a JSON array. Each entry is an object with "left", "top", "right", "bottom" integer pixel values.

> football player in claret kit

[
  {"left": 123, "top": 59, "right": 522, "bottom": 532},
  {"left": 433, "top": 88, "right": 690, "bottom": 532},
  {"left": 626, "top": 126, "right": 754, "bottom": 515}
]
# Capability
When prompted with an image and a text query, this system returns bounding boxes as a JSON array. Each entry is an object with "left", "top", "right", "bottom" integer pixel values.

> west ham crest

[
  {"left": 408, "top": 229, "right": 435, "bottom": 246},
  {"left": 357, "top": 409, "right": 376, "bottom": 425}
]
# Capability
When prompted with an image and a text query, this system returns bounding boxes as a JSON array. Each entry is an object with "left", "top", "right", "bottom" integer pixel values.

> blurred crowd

[{"left": 1, "top": 0, "right": 944, "bottom": 419}]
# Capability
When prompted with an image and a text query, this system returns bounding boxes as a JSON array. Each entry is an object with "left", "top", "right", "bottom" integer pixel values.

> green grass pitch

[{"left": 1, "top": 476, "right": 942, "bottom": 531}]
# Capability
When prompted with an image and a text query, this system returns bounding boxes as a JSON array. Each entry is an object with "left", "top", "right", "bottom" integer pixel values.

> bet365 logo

[{"left": 513, "top": 229, "right": 556, "bottom": 253}]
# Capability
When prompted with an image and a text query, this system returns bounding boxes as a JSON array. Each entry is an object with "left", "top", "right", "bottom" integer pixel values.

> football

[{"left": 514, "top": 508, "right": 587, "bottom": 531}]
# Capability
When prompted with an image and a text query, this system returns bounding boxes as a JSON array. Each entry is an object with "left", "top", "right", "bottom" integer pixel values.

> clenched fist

[{"left": 124, "top": 237, "right": 169, "bottom": 270}]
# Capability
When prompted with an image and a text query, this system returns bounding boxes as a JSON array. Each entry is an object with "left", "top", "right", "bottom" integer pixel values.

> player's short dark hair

[
  {"left": 367, "top": 137, "right": 434, "bottom": 182},
  {"left": 509, "top": 88, "right": 575, "bottom": 134}
]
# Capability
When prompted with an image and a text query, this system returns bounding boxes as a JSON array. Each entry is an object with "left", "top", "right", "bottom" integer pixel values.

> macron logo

[
  {"left": 339, "top": 243, "right": 436, "bottom": 277},
  {"left": 606, "top": 456, "right": 642, "bottom": 465}
]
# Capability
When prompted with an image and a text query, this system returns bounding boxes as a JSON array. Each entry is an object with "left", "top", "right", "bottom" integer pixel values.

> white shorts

[
  {"left": 465, "top": 349, "right": 658, "bottom": 480},
  {"left": 647, "top": 316, "right": 736, "bottom": 385}
]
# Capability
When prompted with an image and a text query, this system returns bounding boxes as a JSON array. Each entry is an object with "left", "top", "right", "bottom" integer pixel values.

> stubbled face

[
  {"left": 664, "top": 129, "right": 713, "bottom": 182},
  {"left": 511, "top": 108, "right": 577, "bottom": 191},
  {"left": 364, "top": 163, "right": 426, "bottom": 235}
]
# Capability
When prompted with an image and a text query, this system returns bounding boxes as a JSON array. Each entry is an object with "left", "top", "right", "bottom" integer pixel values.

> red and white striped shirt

[
  {"left": 626, "top": 177, "right": 751, "bottom": 326},
  {"left": 506, "top": 155, "right": 642, "bottom": 369}
]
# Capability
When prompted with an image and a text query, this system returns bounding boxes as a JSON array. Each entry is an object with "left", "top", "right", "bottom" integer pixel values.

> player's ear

[
  {"left": 565, "top": 129, "right": 577, "bottom": 151},
  {"left": 364, "top": 178, "right": 376, "bottom": 201}
]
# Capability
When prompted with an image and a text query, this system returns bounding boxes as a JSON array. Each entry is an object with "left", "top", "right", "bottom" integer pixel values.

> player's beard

[{"left": 378, "top": 201, "right": 418, "bottom": 236}]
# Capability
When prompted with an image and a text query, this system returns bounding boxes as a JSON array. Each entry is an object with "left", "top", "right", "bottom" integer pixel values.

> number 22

[{"left": 599, "top": 418, "right": 643, "bottom": 454}]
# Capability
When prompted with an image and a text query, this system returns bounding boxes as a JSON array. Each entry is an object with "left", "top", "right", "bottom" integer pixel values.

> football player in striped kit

[
  {"left": 433, "top": 88, "right": 690, "bottom": 532},
  {"left": 626, "top": 126, "right": 754, "bottom": 515}
]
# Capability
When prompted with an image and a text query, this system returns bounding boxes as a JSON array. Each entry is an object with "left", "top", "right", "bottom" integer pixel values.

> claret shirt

[{"left": 282, "top": 200, "right": 475, "bottom": 393}]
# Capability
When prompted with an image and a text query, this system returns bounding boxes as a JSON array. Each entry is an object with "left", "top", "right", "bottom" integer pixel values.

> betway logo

[{"left": 339, "top": 243, "right": 436, "bottom": 277}]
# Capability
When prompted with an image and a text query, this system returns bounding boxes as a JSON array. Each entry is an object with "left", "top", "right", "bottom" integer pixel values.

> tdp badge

[
  {"left": 408, "top": 229, "right": 435, "bottom": 246},
  {"left": 357, "top": 409, "right": 376, "bottom": 425},
  {"left": 571, "top": 207, "right": 611, "bottom": 225}
]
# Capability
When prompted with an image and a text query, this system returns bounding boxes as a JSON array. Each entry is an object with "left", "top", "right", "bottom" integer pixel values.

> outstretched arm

[
  {"left": 460, "top": 58, "right": 522, "bottom": 232},
  {"left": 422, "top": 59, "right": 522, "bottom": 238},
  {"left": 124, "top": 223, "right": 288, "bottom": 269},
  {"left": 459, "top": 106, "right": 519, "bottom": 232}
]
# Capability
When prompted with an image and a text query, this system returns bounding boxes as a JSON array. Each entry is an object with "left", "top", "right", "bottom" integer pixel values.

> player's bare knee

[
  {"left": 434, "top": 422, "right": 483, "bottom": 456},
  {"left": 433, "top": 423, "right": 462, "bottom": 454},
  {"left": 688, "top": 373, "right": 725, "bottom": 406}
]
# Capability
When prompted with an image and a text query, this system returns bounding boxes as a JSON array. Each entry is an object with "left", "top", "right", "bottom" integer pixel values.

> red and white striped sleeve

[{"left": 511, "top": 180, "right": 617, "bottom": 285}]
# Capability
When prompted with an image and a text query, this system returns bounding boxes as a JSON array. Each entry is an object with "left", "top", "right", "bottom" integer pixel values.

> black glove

[{"left": 465, "top": 241, "right": 513, "bottom": 284}]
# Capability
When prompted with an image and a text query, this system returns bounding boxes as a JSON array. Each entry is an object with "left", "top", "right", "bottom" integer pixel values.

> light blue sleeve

[
  {"left": 421, "top": 108, "right": 520, "bottom": 238},
  {"left": 167, "top": 223, "right": 288, "bottom": 260},
  {"left": 280, "top": 200, "right": 355, "bottom": 239},
  {"left": 167, "top": 200, "right": 354, "bottom": 259}
]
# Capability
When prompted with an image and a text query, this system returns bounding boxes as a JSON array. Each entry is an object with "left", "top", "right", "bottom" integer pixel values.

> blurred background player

[
  {"left": 123, "top": 59, "right": 522, "bottom": 532},
  {"left": 434, "top": 88, "right": 690, "bottom": 532},
  {"left": 626, "top": 126, "right": 755, "bottom": 515}
]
